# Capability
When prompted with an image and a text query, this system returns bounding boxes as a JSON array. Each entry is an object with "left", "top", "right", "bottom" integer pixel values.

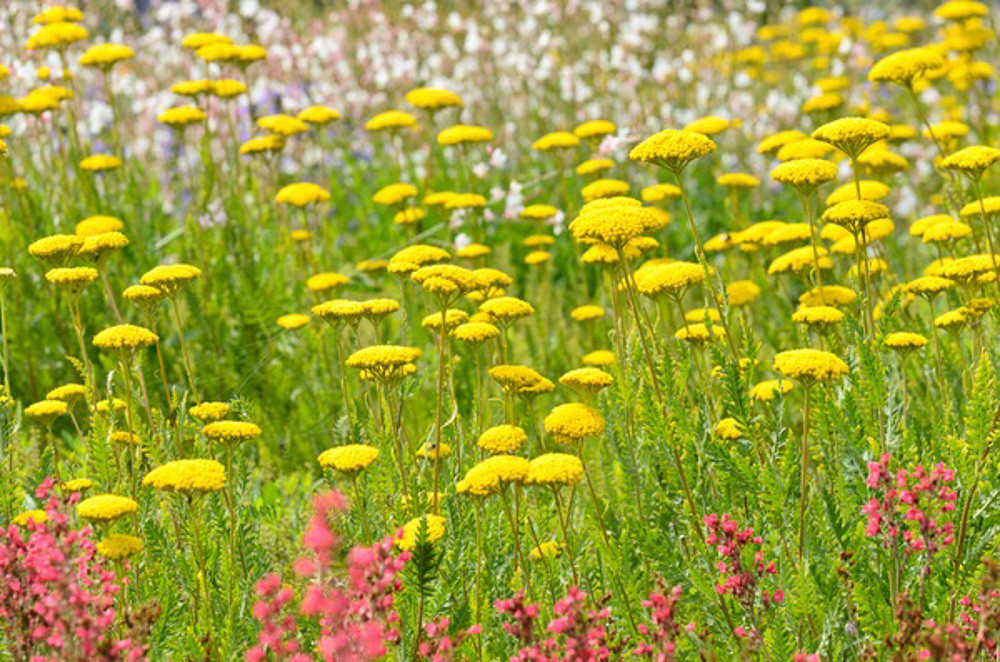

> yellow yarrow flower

[
  {"left": 202, "top": 421, "right": 262, "bottom": 443},
  {"left": 318, "top": 444, "right": 379, "bottom": 474},
  {"left": 395, "top": 514, "right": 446, "bottom": 550},
  {"left": 143, "top": 459, "right": 225, "bottom": 493},
  {"left": 77, "top": 494, "right": 138, "bottom": 522},
  {"left": 527, "top": 453, "right": 584, "bottom": 486},
  {"left": 478, "top": 425, "right": 528, "bottom": 454},
  {"left": 773, "top": 348, "right": 849, "bottom": 383},
  {"left": 189, "top": 402, "right": 231, "bottom": 423},
  {"left": 96, "top": 534, "right": 143, "bottom": 560},
  {"left": 275, "top": 182, "right": 330, "bottom": 206}
]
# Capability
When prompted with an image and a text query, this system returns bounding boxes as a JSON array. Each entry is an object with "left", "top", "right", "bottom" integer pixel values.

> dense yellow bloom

[
  {"left": 93, "top": 324, "right": 158, "bottom": 351},
  {"left": 235, "top": 44, "right": 267, "bottom": 62},
  {"left": 576, "top": 158, "right": 614, "bottom": 176},
  {"left": 357, "top": 259, "right": 389, "bottom": 272},
  {"left": 77, "top": 232, "right": 129, "bottom": 265},
  {"left": 725, "top": 281, "right": 761, "bottom": 306},
  {"left": 581, "top": 178, "right": 629, "bottom": 201},
  {"left": 257, "top": 114, "right": 308, "bottom": 136},
  {"left": 490, "top": 365, "right": 547, "bottom": 393},
  {"left": 97, "top": 534, "right": 143, "bottom": 560},
  {"left": 923, "top": 221, "right": 973, "bottom": 243},
  {"left": 521, "top": 204, "right": 559, "bottom": 220},
  {"left": 464, "top": 457, "right": 531, "bottom": 493},
  {"left": 210, "top": 80, "right": 247, "bottom": 98},
  {"left": 13, "top": 510, "right": 48, "bottom": 526},
  {"left": 33, "top": 7, "right": 85, "bottom": 24},
  {"left": 935, "top": 1, "right": 988, "bottom": 20},
  {"left": 684, "top": 116, "right": 732, "bottom": 135},
  {"left": 906, "top": 276, "right": 955, "bottom": 296},
  {"left": 583, "top": 350, "right": 614, "bottom": 367},
  {"left": 46, "top": 383, "right": 86, "bottom": 403},
  {"left": 630, "top": 129, "right": 716, "bottom": 171},
  {"left": 800, "top": 285, "right": 857, "bottom": 307},
  {"left": 26, "top": 21, "right": 88, "bottom": 50},
  {"left": 406, "top": 87, "right": 462, "bottom": 109},
  {"left": 532, "top": 131, "right": 579, "bottom": 151},
  {"left": 822, "top": 200, "right": 890, "bottom": 233},
  {"left": 278, "top": 313, "right": 310, "bottom": 330},
  {"left": 812, "top": 117, "right": 890, "bottom": 157},
  {"left": 157, "top": 105, "right": 207, "bottom": 126},
  {"left": 452, "top": 321, "right": 500, "bottom": 344},
  {"left": 529, "top": 541, "right": 561, "bottom": 560},
  {"left": 62, "top": 478, "right": 93, "bottom": 492},
  {"left": 714, "top": 418, "right": 743, "bottom": 440},
  {"left": 801, "top": 93, "right": 843, "bottom": 114},
  {"left": 869, "top": 47, "right": 946, "bottom": 86},
  {"left": 240, "top": 135, "right": 285, "bottom": 155},
  {"left": 792, "top": 305, "right": 844, "bottom": 327},
  {"left": 478, "top": 425, "right": 528, "bottom": 454},
  {"left": 885, "top": 332, "right": 928, "bottom": 351},
  {"left": 76, "top": 215, "right": 124, "bottom": 236},
  {"left": 25, "top": 399, "right": 68, "bottom": 421},
  {"left": 960, "top": 197, "right": 1000, "bottom": 219},
  {"left": 856, "top": 147, "right": 908, "bottom": 175},
  {"left": 641, "top": 183, "right": 682, "bottom": 203},
  {"left": 422, "top": 309, "right": 468, "bottom": 331},
  {"left": 941, "top": 145, "right": 1000, "bottom": 177},
  {"left": 750, "top": 379, "right": 793, "bottom": 402},
  {"left": 318, "top": 444, "right": 380, "bottom": 473},
  {"left": 79, "top": 43, "right": 134, "bottom": 68},
  {"left": 366, "top": 110, "right": 416, "bottom": 131},
  {"left": 635, "top": 261, "right": 705, "bottom": 296},
  {"left": 143, "top": 459, "right": 225, "bottom": 492},
  {"left": 456, "top": 243, "right": 491, "bottom": 259},
  {"left": 776, "top": 139, "right": 835, "bottom": 161},
  {"left": 189, "top": 402, "right": 230, "bottom": 422},
  {"left": 770, "top": 158, "right": 837, "bottom": 190},
  {"left": 675, "top": 323, "right": 726, "bottom": 342},
  {"left": 768, "top": 246, "right": 832, "bottom": 275},
  {"left": 825, "top": 181, "right": 890, "bottom": 205},
  {"left": 527, "top": 453, "right": 584, "bottom": 486},
  {"left": 935, "top": 309, "right": 968, "bottom": 330},
  {"left": 396, "top": 514, "right": 446, "bottom": 550},
  {"left": 374, "top": 183, "right": 418, "bottom": 206},
  {"left": 570, "top": 197, "right": 656, "bottom": 247},
  {"left": 123, "top": 284, "right": 165, "bottom": 306},
  {"left": 275, "top": 182, "right": 330, "bottom": 206},
  {"left": 412, "top": 264, "right": 485, "bottom": 298},
  {"left": 182, "top": 32, "right": 231, "bottom": 49},
  {"left": 391, "top": 244, "right": 450, "bottom": 267},
  {"left": 559, "top": 367, "right": 613, "bottom": 396},
  {"left": 416, "top": 442, "right": 451, "bottom": 460},
  {"left": 111, "top": 431, "right": 141, "bottom": 445},
  {"left": 362, "top": 299, "right": 400, "bottom": 321},
  {"left": 346, "top": 345, "right": 422, "bottom": 376},
  {"left": 924, "top": 121, "right": 969, "bottom": 141},
  {"left": 761, "top": 223, "right": 812, "bottom": 247},
  {"left": 202, "top": 421, "right": 262, "bottom": 443},
  {"left": 437, "top": 124, "right": 492, "bottom": 145},
  {"left": 574, "top": 120, "right": 616, "bottom": 138},
  {"left": 717, "top": 173, "right": 760, "bottom": 188},
  {"left": 773, "top": 349, "right": 849, "bottom": 383},
  {"left": 94, "top": 398, "right": 126, "bottom": 414},
  {"left": 171, "top": 80, "right": 212, "bottom": 97},
  {"left": 296, "top": 106, "right": 340, "bottom": 124},
  {"left": 77, "top": 494, "right": 138, "bottom": 522},
  {"left": 45, "top": 267, "right": 98, "bottom": 292},
  {"left": 29, "top": 234, "right": 84, "bottom": 262},
  {"left": 478, "top": 296, "right": 534, "bottom": 324},
  {"left": 80, "top": 154, "right": 123, "bottom": 173},
  {"left": 306, "top": 272, "right": 349, "bottom": 292},
  {"left": 444, "top": 193, "right": 487, "bottom": 209},
  {"left": 570, "top": 305, "right": 604, "bottom": 321},
  {"left": 757, "top": 130, "right": 806, "bottom": 155},
  {"left": 140, "top": 264, "right": 201, "bottom": 294}
]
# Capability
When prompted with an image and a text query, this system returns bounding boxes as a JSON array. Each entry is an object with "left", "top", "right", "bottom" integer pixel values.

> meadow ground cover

[{"left": 3, "top": 0, "right": 1000, "bottom": 659}]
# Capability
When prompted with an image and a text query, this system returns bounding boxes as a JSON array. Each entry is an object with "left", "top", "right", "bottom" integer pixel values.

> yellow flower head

[
  {"left": 396, "top": 514, "right": 446, "bottom": 550},
  {"left": 757, "top": 130, "right": 806, "bottom": 155},
  {"left": 45, "top": 267, "right": 98, "bottom": 293},
  {"left": 240, "top": 135, "right": 285, "bottom": 155},
  {"left": 464, "top": 456, "right": 531, "bottom": 493},
  {"left": 111, "top": 431, "right": 141, "bottom": 445},
  {"left": 25, "top": 399, "right": 68, "bottom": 422},
  {"left": 211, "top": 79, "right": 247, "bottom": 98},
  {"left": 935, "top": 308, "right": 969, "bottom": 331},
  {"left": 46, "top": 383, "right": 86, "bottom": 404},
  {"left": 635, "top": 261, "right": 706, "bottom": 297},
  {"left": 306, "top": 272, "right": 349, "bottom": 292},
  {"left": 318, "top": 444, "right": 379, "bottom": 473},
  {"left": 437, "top": 124, "right": 492, "bottom": 146},
  {"left": 923, "top": 221, "right": 973, "bottom": 244},
  {"left": 521, "top": 204, "right": 559, "bottom": 220},
  {"left": 140, "top": 264, "right": 201, "bottom": 295},
  {"left": 532, "top": 131, "right": 579, "bottom": 151},
  {"left": 675, "top": 323, "right": 726, "bottom": 343},
  {"left": 885, "top": 332, "right": 928, "bottom": 351},
  {"left": 374, "top": 183, "right": 419, "bottom": 206},
  {"left": 792, "top": 305, "right": 844, "bottom": 327},
  {"left": 570, "top": 196, "right": 657, "bottom": 247},
  {"left": 80, "top": 43, "right": 134, "bottom": 68},
  {"left": 76, "top": 215, "right": 124, "bottom": 236},
  {"left": 684, "top": 116, "right": 732, "bottom": 136},
  {"left": 527, "top": 453, "right": 584, "bottom": 486},
  {"left": 478, "top": 425, "right": 528, "bottom": 454},
  {"left": 941, "top": 145, "right": 1000, "bottom": 178},
  {"left": 544, "top": 403, "right": 605, "bottom": 441},
  {"left": 123, "top": 284, "right": 165, "bottom": 308},
  {"left": 583, "top": 350, "right": 614, "bottom": 367},
  {"left": 906, "top": 276, "right": 955, "bottom": 297},
  {"left": 77, "top": 494, "right": 138, "bottom": 522},
  {"left": 444, "top": 193, "right": 487, "bottom": 210},
  {"left": 529, "top": 541, "right": 561, "bottom": 560},
  {"left": 346, "top": 345, "right": 422, "bottom": 381},
  {"left": 822, "top": 200, "right": 890, "bottom": 234},
  {"left": 825, "top": 181, "right": 890, "bottom": 205},
  {"left": 811, "top": 117, "right": 891, "bottom": 159},
  {"left": 406, "top": 87, "right": 462, "bottom": 109},
  {"left": 80, "top": 154, "right": 123, "bottom": 174},
  {"left": 452, "top": 321, "right": 500, "bottom": 344},
  {"left": 574, "top": 120, "right": 616, "bottom": 139},
  {"left": 478, "top": 296, "right": 534, "bottom": 324},
  {"left": 29, "top": 234, "right": 84, "bottom": 263},
  {"left": 725, "top": 280, "right": 761, "bottom": 306},
  {"left": 776, "top": 139, "right": 835, "bottom": 162},
  {"left": 202, "top": 421, "right": 261, "bottom": 443},
  {"left": 26, "top": 21, "right": 88, "bottom": 50},
  {"left": 13, "top": 510, "right": 48, "bottom": 527},
  {"left": 770, "top": 159, "right": 838, "bottom": 191},
  {"left": 869, "top": 47, "right": 946, "bottom": 87},
  {"left": 559, "top": 368, "right": 613, "bottom": 397},
  {"left": 366, "top": 110, "right": 416, "bottom": 131},
  {"left": 717, "top": 173, "right": 760, "bottom": 189},
  {"left": 641, "top": 183, "right": 682, "bottom": 203},
  {"left": 581, "top": 178, "right": 629, "bottom": 202},
  {"left": 33, "top": 7, "right": 85, "bottom": 24},
  {"left": 489, "top": 365, "right": 548, "bottom": 394},
  {"left": 93, "top": 324, "right": 158, "bottom": 352},
  {"left": 773, "top": 348, "right": 849, "bottom": 383},
  {"left": 422, "top": 309, "right": 468, "bottom": 331},
  {"left": 391, "top": 244, "right": 451, "bottom": 268},
  {"left": 189, "top": 402, "right": 231, "bottom": 423},
  {"left": 143, "top": 459, "right": 225, "bottom": 493},
  {"left": 750, "top": 379, "right": 794, "bottom": 402},
  {"left": 799, "top": 285, "right": 857, "bottom": 308},
  {"left": 576, "top": 158, "right": 614, "bottom": 176},
  {"left": 296, "top": 105, "right": 340, "bottom": 124},
  {"left": 157, "top": 105, "right": 207, "bottom": 126},
  {"left": 629, "top": 129, "right": 716, "bottom": 172},
  {"left": 275, "top": 182, "right": 330, "bottom": 206},
  {"left": 77, "top": 232, "right": 129, "bottom": 265},
  {"left": 714, "top": 417, "right": 743, "bottom": 440},
  {"left": 96, "top": 534, "right": 143, "bottom": 560},
  {"left": 257, "top": 114, "right": 308, "bottom": 136},
  {"left": 62, "top": 478, "right": 93, "bottom": 492}
]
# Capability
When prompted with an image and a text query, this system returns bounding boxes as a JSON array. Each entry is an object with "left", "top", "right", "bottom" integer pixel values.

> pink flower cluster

[
  {"left": 703, "top": 513, "right": 781, "bottom": 606},
  {"left": 863, "top": 454, "right": 957, "bottom": 556},
  {"left": 496, "top": 588, "right": 621, "bottom": 661},
  {"left": 632, "top": 583, "right": 688, "bottom": 661},
  {"left": 245, "top": 490, "right": 409, "bottom": 662},
  {"left": 416, "top": 617, "right": 482, "bottom": 662},
  {"left": 0, "top": 478, "right": 148, "bottom": 662}
]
